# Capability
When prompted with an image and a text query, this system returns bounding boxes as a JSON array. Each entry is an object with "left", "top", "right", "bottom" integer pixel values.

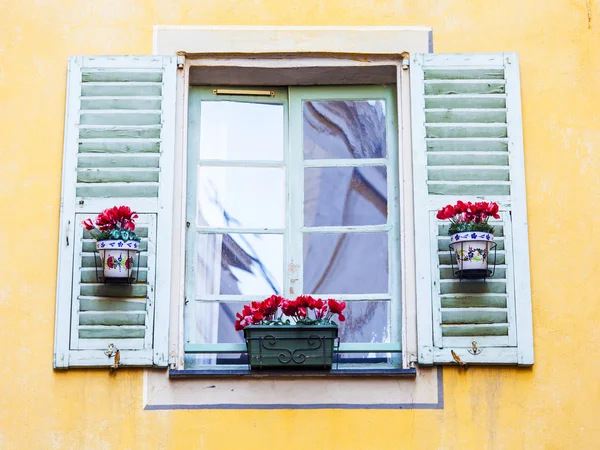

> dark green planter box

[{"left": 243, "top": 325, "right": 339, "bottom": 370}]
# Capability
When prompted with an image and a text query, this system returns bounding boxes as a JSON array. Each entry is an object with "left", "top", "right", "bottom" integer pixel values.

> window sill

[{"left": 169, "top": 366, "right": 416, "bottom": 378}]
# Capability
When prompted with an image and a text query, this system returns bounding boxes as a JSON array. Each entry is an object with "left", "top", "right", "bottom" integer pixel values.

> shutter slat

[
  {"left": 81, "top": 96, "right": 162, "bottom": 110},
  {"left": 428, "top": 166, "right": 509, "bottom": 182},
  {"left": 79, "top": 296, "right": 147, "bottom": 311},
  {"left": 426, "top": 138, "right": 508, "bottom": 152},
  {"left": 79, "top": 325, "right": 146, "bottom": 339},
  {"left": 76, "top": 182, "right": 159, "bottom": 198},
  {"left": 78, "top": 138, "right": 161, "bottom": 153},
  {"left": 424, "top": 80, "right": 506, "bottom": 95},
  {"left": 79, "top": 125, "right": 161, "bottom": 139},
  {"left": 82, "top": 70, "right": 163, "bottom": 82},
  {"left": 440, "top": 294, "right": 508, "bottom": 309},
  {"left": 425, "top": 94, "right": 506, "bottom": 109},
  {"left": 428, "top": 151, "right": 509, "bottom": 166},
  {"left": 426, "top": 123, "right": 507, "bottom": 139},
  {"left": 425, "top": 108, "right": 507, "bottom": 123},
  {"left": 80, "top": 110, "right": 162, "bottom": 125},
  {"left": 423, "top": 68, "right": 505, "bottom": 79},
  {"left": 412, "top": 53, "right": 533, "bottom": 365},
  {"left": 441, "top": 308, "right": 508, "bottom": 324},
  {"left": 77, "top": 168, "right": 160, "bottom": 183},
  {"left": 79, "top": 311, "right": 146, "bottom": 326},
  {"left": 81, "top": 82, "right": 163, "bottom": 96},
  {"left": 78, "top": 153, "right": 160, "bottom": 168},
  {"left": 442, "top": 324, "right": 508, "bottom": 337}
]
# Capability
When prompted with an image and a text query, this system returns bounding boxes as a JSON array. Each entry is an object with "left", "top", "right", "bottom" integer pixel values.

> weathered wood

[
  {"left": 79, "top": 311, "right": 146, "bottom": 326},
  {"left": 427, "top": 180, "right": 510, "bottom": 196},
  {"left": 427, "top": 151, "right": 509, "bottom": 166},
  {"left": 79, "top": 282, "right": 147, "bottom": 298},
  {"left": 425, "top": 108, "right": 507, "bottom": 123},
  {"left": 78, "top": 325, "right": 146, "bottom": 339},
  {"left": 79, "top": 296, "right": 147, "bottom": 311},
  {"left": 423, "top": 68, "right": 504, "bottom": 80},
  {"left": 81, "top": 96, "right": 162, "bottom": 110},
  {"left": 80, "top": 110, "right": 162, "bottom": 126},
  {"left": 76, "top": 167, "right": 160, "bottom": 183},
  {"left": 424, "top": 80, "right": 506, "bottom": 95},
  {"left": 426, "top": 123, "right": 508, "bottom": 139},
  {"left": 439, "top": 279, "right": 506, "bottom": 295},
  {"left": 82, "top": 70, "right": 162, "bottom": 82},
  {"left": 428, "top": 166, "right": 509, "bottom": 182},
  {"left": 81, "top": 82, "right": 162, "bottom": 96},
  {"left": 79, "top": 125, "right": 161, "bottom": 139},
  {"left": 425, "top": 94, "right": 506, "bottom": 109},
  {"left": 442, "top": 308, "right": 508, "bottom": 324},
  {"left": 441, "top": 323, "right": 508, "bottom": 337},
  {"left": 78, "top": 153, "right": 160, "bottom": 168},
  {"left": 426, "top": 137, "right": 508, "bottom": 152},
  {"left": 76, "top": 182, "right": 159, "bottom": 198},
  {"left": 78, "top": 138, "right": 160, "bottom": 153},
  {"left": 440, "top": 293, "right": 508, "bottom": 309}
]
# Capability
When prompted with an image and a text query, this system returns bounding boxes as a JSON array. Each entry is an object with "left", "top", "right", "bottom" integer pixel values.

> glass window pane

[
  {"left": 304, "top": 166, "right": 387, "bottom": 227},
  {"left": 192, "top": 301, "right": 248, "bottom": 344},
  {"left": 196, "top": 167, "right": 285, "bottom": 228},
  {"left": 303, "top": 100, "right": 387, "bottom": 160},
  {"left": 303, "top": 232, "right": 389, "bottom": 294},
  {"left": 335, "top": 301, "right": 390, "bottom": 343},
  {"left": 194, "top": 233, "right": 283, "bottom": 296},
  {"left": 199, "top": 101, "right": 284, "bottom": 161}
]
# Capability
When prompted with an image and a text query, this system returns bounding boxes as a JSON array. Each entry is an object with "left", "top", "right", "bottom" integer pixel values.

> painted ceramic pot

[
  {"left": 449, "top": 232, "right": 494, "bottom": 277},
  {"left": 96, "top": 240, "right": 140, "bottom": 279}
]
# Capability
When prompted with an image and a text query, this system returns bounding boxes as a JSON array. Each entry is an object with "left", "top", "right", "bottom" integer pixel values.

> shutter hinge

[
  {"left": 177, "top": 54, "right": 185, "bottom": 70},
  {"left": 401, "top": 57, "right": 410, "bottom": 70}
]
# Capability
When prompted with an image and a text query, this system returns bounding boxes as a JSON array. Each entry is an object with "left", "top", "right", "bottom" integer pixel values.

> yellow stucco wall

[{"left": 1, "top": 0, "right": 599, "bottom": 448}]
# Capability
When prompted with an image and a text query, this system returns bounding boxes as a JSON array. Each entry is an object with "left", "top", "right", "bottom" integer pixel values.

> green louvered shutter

[
  {"left": 411, "top": 53, "right": 533, "bottom": 365},
  {"left": 54, "top": 56, "right": 176, "bottom": 368}
]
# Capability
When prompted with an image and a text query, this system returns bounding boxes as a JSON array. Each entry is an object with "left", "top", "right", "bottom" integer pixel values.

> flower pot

[
  {"left": 449, "top": 232, "right": 495, "bottom": 279},
  {"left": 96, "top": 240, "right": 140, "bottom": 279},
  {"left": 243, "top": 324, "right": 339, "bottom": 370}
]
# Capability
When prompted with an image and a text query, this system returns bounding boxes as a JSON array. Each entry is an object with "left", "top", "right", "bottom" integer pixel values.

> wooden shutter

[
  {"left": 411, "top": 53, "right": 533, "bottom": 365},
  {"left": 54, "top": 56, "right": 176, "bottom": 368}
]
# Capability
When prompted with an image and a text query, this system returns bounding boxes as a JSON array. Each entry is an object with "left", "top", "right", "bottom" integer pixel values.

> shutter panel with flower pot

[
  {"left": 411, "top": 53, "right": 534, "bottom": 365},
  {"left": 54, "top": 56, "right": 176, "bottom": 368}
]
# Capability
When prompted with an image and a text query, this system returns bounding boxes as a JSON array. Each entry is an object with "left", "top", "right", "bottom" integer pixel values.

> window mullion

[{"left": 287, "top": 88, "right": 304, "bottom": 298}]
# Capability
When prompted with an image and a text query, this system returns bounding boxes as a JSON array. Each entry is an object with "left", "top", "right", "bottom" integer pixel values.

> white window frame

[{"left": 157, "top": 26, "right": 432, "bottom": 371}]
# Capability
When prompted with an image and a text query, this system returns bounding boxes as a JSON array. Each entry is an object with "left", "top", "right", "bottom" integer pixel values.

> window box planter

[
  {"left": 244, "top": 324, "right": 339, "bottom": 370},
  {"left": 449, "top": 232, "right": 496, "bottom": 279}
]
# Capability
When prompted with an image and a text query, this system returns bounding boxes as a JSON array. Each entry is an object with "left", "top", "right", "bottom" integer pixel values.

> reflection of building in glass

[{"left": 193, "top": 100, "right": 391, "bottom": 359}]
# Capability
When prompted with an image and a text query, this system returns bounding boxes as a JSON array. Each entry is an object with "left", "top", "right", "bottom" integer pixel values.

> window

[
  {"left": 54, "top": 44, "right": 534, "bottom": 378},
  {"left": 183, "top": 85, "right": 402, "bottom": 368}
]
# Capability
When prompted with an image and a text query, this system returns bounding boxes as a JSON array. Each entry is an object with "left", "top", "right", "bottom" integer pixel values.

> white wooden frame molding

[{"left": 149, "top": 26, "right": 438, "bottom": 409}]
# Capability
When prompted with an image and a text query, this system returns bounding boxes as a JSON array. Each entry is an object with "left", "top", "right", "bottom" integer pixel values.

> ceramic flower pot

[
  {"left": 449, "top": 232, "right": 495, "bottom": 278},
  {"left": 243, "top": 325, "right": 339, "bottom": 370},
  {"left": 96, "top": 240, "right": 140, "bottom": 279}
]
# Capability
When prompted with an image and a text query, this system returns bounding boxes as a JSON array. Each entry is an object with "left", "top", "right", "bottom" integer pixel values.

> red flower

[
  {"left": 81, "top": 218, "right": 95, "bottom": 231},
  {"left": 327, "top": 299, "right": 346, "bottom": 314}
]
